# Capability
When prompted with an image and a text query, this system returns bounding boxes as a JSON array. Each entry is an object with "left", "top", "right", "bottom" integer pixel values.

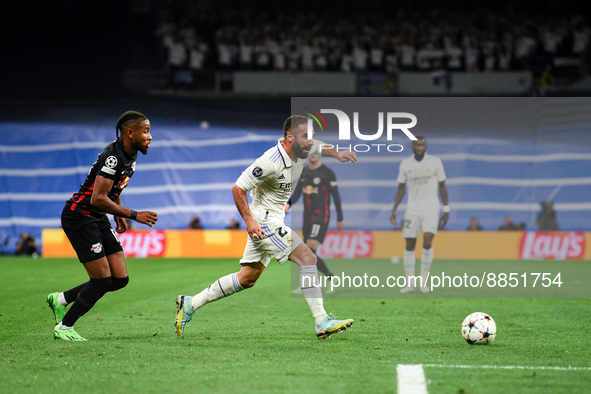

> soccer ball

[{"left": 461, "top": 312, "right": 496, "bottom": 345}]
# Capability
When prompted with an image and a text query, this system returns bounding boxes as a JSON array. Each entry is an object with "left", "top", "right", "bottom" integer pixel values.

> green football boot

[
  {"left": 54, "top": 326, "right": 87, "bottom": 341},
  {"left": 46, "top": 292, "right": 66, "bottom": 324}
]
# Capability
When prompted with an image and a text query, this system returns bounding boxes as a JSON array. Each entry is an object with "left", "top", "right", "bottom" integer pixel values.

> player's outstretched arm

[
  {"left": 321, "top": 146, "right": 357, "bottom": 163},
  {"left": 390, "top": 183, "right": 406, "bottom": 226},
  {"left": 90, "top": 175, "right": 158, "bottom": 227},
  {"left": 232, "top": 184, "right": 265, "bottom": 239}
]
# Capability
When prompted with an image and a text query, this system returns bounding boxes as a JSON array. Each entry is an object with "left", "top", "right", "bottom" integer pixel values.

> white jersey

[
  {"left": 235, "top": 138, "right": 323, "bottom": 222},
  {"left": 397, "top": 153, "right": 446, "bottom": 215}
]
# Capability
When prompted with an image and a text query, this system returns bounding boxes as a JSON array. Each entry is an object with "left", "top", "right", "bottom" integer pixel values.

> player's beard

[
  {"left": 292, "top": 143, "right": 309, "bottom": 159},
  {"left": 136, "top": 142, "right": 149, "bottom": 155}
]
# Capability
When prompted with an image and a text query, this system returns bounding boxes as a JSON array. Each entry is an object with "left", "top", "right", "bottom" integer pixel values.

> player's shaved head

[
  {"left": 283, "top": 115, "right": 310, "bottom": 139},
  {"left": 411, "top": 135, "right": 427, "bottom": 160}
]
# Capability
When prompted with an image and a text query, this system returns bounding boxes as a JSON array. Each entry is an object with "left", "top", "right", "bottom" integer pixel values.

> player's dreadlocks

[{"left": 116, "top": 111, "right": 147, "bottom": 138}]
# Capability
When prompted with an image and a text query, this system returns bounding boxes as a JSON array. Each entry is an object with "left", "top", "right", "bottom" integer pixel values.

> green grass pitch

[{"left": 1, "top": 257, "right": 590, "bottom": 393}]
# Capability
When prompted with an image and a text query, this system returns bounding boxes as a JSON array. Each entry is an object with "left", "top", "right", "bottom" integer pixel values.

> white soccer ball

[
  {"left": 461, "top": 312, "right": 496, "bottom": 345},
  {"left": 200, "top": 121, "right": 210, "bottom": 129}
]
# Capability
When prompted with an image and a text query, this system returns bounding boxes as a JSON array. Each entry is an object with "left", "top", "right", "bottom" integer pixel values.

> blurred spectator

[
  {"left": 399, "top": 37, "right": 416, "bottom": 70},
  {"left": 352, "top": 39, "right": 369, "bottom": 71},
  {"left": 188, "top": 215, "right": 203, "bottom": 229},
  {"left": 541, "top": 26, "right": 562, "bottom": 55},
  {"left": 216, "top": 37, "right": 237, "bottom": 70},
  {"left": 254, "top": 37, "right": 272, "bottom": 70},
  {"left": 467, "top": 217, "right": 483, "bottom": 231},
  {"left": 165, "top": 32, "right": 188, "bottom": 87},
  {"left": 369, "top": 40, "right": 385, "bottom": 70},
  {"left": 227, "top": 218, "right": 241, "bottom": 230},
  {"left": 498, "top": 215, "right": 525, "bottom": 231},
  {"left": 497, "top": 45, "right": 512, "bottom": 71},
  {"left": 238, "top": 33, "right": 254, "bottom": 70},
  {"left": 445, "top": 39, "right": 464, "bottom": 70},
  {"left": 480, "top": 33, "right": 497, "bottom": 71},
  {"left": 16, "top": 232, "right": 38, "bottom": 256},
  {"left": 571, "top": 23, "right": 591, "bottom": 54},
  {"left": 154, "top": 4, "right": 589, "bottom": 76},
  {"left": 464, "top": 37, "right": 480, "bottom": 72},
  {"left": 188, "top": 36, "right": 209, "bottom": 88},
  {"left": 539, "top": 63, "right": 555, "bottom": 95},
  {"left": 537, "top": 200, "right": 559, "bottom": 231},
  {"left": 340, "top": 50, "right": 353, "bottom": 72},
  {"left": 514, "top": 31, "right": 537, "bottom": 69}
]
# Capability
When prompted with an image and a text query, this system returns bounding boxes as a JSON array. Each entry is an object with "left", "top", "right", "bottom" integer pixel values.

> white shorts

[
  {"left": 402, "top": 211, "right": 439, "bottom": 239},
  {"left": 239, "top": 219, "right": 304, "bottom": 267}
]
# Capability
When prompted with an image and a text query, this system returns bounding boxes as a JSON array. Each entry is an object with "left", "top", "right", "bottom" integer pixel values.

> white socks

[
  {"left": 403, "top": 249, "right": 434, "bottom": 288},
  {"left": 300, "top": 266, "right": 327, "bottom": 324},
  {"left": 191, "top": 273, "right": 244, "bottom": 311},
  {"left": 58, "top": 293, "right": 68, "bottom": 306},
  {"left": 403, "top": 250, "right": 416, "bottom": 288},
  {"left": 188, "top": 268, "right": 329, "bottom": 325},
  {"left": 420, "top": 248, "right": 434, "bottom": 287}
]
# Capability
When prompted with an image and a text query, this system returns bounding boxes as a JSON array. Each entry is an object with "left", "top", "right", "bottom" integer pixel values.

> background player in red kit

[
  {"left": 46, "top": 111, "right": 158, "bottom": 341},
  {"left": 286, "top": 154, "right": 344, "bottom": 281}
]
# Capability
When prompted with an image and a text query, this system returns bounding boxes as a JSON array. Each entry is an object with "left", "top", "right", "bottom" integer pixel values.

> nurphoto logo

[{"left": 303, "top": 108, "right": 418, "bottom": 153}]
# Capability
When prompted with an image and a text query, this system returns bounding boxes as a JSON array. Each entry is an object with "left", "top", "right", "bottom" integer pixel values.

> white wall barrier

[
  {"left": 231, "top": 72, "right": 357, "bottom": 94},
  {"left": 226, "top": 71, "right": 532, "bottom": 95},
  {"left": 397, "top": 71, "right": 532, "bottom": 95}
]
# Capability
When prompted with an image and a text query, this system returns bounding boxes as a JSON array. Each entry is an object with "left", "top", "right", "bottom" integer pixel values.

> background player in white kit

[
  {"left": 174, "top": 115, "right": 357, "bottom": 339},
  {"left": 390, "top": 136, "right": 449, "bottom": 293}
]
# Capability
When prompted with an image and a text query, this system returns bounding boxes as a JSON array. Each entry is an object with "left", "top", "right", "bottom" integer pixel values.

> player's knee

[
  {"left": 93, "top": 276, "right": 113, "bottom": 292},
  {"left": 298, "top": 253, "right": 317, "bottom": 267},
  {"left": 110, "top": 276, "right": 129, "bottom": 292},
  {"left": 78, "top": 276, "right": 112, "bottom": 306},
  {"left": 238, "top": 271, "right": 262, "bottom": 288},
  {"left": 241, "top": 279, "right": 257, "bottom": 289},
  {"left": 239, "top": 274, "right": 259, "bottom": 288}
]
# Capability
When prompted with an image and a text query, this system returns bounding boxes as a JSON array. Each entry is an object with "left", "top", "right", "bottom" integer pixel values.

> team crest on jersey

[
  {"left": 313, "top": 177, "right": 321, "bottom": 185},
  {"left": 105, "top": 156, "right": 118, "bottom": 168},
  {"left": 91, "top": 242, "right": 103, "bottom": 253},
  {"left": 252, "top": 166, "right": 263, "bottom": 178},
  {"left": 303, "top": 185, "right": 318, "bottom": 194}
]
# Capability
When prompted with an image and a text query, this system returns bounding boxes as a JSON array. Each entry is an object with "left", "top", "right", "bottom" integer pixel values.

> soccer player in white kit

[
  {"left": 174, "top": 115, "right": 357, "bottom": 339},
  {"left": 390, "top": 136, "right": 449, "bottom": 293}
]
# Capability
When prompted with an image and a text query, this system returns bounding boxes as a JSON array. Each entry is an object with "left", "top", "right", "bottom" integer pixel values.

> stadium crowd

[{"left": 154, "top": 6, "right": 590, "bottom": 75}]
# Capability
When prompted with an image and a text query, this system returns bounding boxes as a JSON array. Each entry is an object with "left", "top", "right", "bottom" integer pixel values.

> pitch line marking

[
  {"left": 397, "top": 364, "right": 428, "bottom": 394},
  {"left": 422, "top": 364, "right": 591, "bottom": 371}
]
